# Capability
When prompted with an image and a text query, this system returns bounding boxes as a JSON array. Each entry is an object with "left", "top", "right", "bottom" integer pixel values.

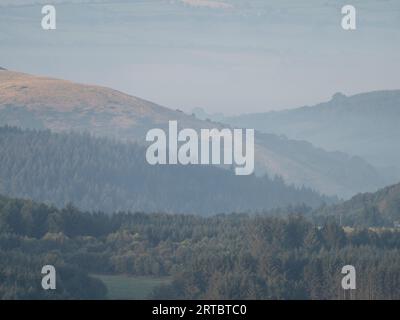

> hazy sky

[{"left": 1, "top": 0, "right": 400, "bottom": 114}]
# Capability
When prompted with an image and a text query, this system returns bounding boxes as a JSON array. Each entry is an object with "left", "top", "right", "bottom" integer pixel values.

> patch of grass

[{"left": 91, "top": 274, "right": 172, "bottom": 300}]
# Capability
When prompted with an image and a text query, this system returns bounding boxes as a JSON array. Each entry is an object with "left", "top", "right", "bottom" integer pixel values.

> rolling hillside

[
  {"left": 0, "top": 69, "right": 388, "bottom": 197},
  {"left": 317, "top": 182, "right": 400, "bottom": 227},
  {"left": 214, "top": 91, "right": 400, "bottom": 180}
]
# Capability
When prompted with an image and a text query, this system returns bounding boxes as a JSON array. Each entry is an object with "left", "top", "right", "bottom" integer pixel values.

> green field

[{"left": 91, "top": 274, "right": 172, "bottom": 300}]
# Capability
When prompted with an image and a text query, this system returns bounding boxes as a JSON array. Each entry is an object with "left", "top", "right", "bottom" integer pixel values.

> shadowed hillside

[
  {"left": 213, "top": 91, "right": 400, "bottom": 182},
  {"left": 0, "top": 126, "right": 332, "bottom": 214}
]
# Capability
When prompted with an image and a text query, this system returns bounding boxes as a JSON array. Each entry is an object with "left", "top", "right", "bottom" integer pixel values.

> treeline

[
  {"left": 0, "top": 126, "right": 330, "bottom": 215},
  {"left": 1, "top": 195, "right": 400, "bottom": 299},
  {"left": 315, "top": 182, "right": 400, "bottom": 227}
]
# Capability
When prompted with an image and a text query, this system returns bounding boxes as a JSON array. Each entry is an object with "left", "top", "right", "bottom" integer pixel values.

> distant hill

[
  {"left": 0, "top": 69, "right": 388, "bottom": 198},
  {"left": 0, "top": 126, "right": 332, "bottom": 214},
  {"left": 212, "top": 91, "right": 400, "bottom": 181},
  {"left": 316, "top": 182, "right": 400, "bottom": 227}
]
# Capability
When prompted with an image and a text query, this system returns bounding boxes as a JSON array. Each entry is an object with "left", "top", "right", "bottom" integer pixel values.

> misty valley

[
  {"left": 0, "top": 67, "right": 400, "bottom": 300},
  {"left": 1, "top": 0, "right": 400, "bottom": 304},
  {"left": 0, "top": 66, "right": 400, "bottom": 300}
]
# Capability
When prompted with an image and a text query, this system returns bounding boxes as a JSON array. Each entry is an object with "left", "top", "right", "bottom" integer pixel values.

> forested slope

[
  {"left": 0, "top": 126, "right": 330, "bottom": 215},
  {"left": 316, "top": 182, "right": 400, "bottom": 227},
  {"left": 1, "top": 195, "right": 400, "bottom": 300}
]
